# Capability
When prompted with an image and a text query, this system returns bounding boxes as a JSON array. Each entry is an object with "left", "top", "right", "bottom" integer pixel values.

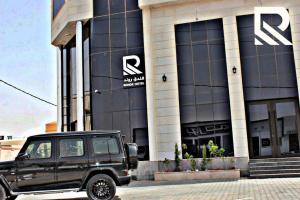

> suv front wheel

[
  {"left": 87, "top": 174, "right": 116, "bottom": 200},
  {"left": 0, "top": 184, "right": 17, "bottom": 200}
]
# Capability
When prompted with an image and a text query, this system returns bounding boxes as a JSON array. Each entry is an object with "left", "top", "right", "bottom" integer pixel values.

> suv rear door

[
  {"left": 55, "top": 136, "right": 89, "bottom": 189},
  {"left": 89, "top": 134, "right": 126, "bottom": 173}
]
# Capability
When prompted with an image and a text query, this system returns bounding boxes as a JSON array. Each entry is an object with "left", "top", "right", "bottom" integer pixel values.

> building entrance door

[{"left": 247, "top": 99, "right": 300, "bottom": 158}]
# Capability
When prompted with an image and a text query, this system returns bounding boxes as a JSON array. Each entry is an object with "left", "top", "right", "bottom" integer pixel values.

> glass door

[
  {"left": 248, "top": 104, "right": 273, "bottom": 158},
  {"left": 275, "top": 101, "right": 300, "bottom": 156},
  {"left": 247, "top": 99, "right": 300, "bottom": 158}
]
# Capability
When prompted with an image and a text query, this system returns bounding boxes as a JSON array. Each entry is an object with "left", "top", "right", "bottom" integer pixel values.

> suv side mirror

[
  {"left": 125, "top": 143, "right": 138, "bottom": 170},
  {"left": 16, "top": 153, "right": 30, "bottom": 161}
]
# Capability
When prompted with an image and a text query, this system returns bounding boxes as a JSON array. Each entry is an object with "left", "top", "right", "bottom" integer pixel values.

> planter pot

[{"left": 154, "top": 169, "right": 240, "bottom": 181}]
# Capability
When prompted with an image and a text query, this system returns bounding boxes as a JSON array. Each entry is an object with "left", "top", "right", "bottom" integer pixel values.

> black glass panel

[
  {"left": 177, "top": 64, "right": 194, "bottom": 85},
  {"left": 91, "top": 16, "right": 109, "bottom": 53},
  {"left": 176, "top": 44, "right": 192, "bottom": 65},
  {"left": 91, "top": 52, "right": 110, "bottom": 76},
  {"left": 126, "top": 0, "right": 139, "bottom": 11},
  {"left": 110, "top": 0, "right": 125, "bottom": 14},
  {"left": 191, "top": 22, "right": 206, "bottom": 42},
  {"left": 94, "top": 0, "right": 109, "bottom": 16},
  {"left": 175, "top": 23, "right": 190, "bottom": 45},
  {"left": 110, "top": 13, "right": 126, "bottom": 51},
  {"left": 127, "top": 11, "right": 144, "bottom": 48},
  {"left": 194, "top": 62, "right": 210, "bottom": 86},
  {"left": 112, "top": 90, "right": 129, "bottom": 111},
  {"left": 192, "top": 42, "right": 209, "bottom": 63}
]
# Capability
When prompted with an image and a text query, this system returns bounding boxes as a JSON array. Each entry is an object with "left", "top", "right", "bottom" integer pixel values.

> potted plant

[{"left": 174, "top": 143, "right": 181, "bottom": 172}]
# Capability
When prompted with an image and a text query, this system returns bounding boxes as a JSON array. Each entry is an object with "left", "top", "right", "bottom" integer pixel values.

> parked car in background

[{"left": 0, "top": 131, "right": 138, "bottom": 200}]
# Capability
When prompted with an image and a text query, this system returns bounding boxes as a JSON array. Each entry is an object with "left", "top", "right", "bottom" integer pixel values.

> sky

[{"left": 0, "top": 0, "right": 57, "bottom": 138}]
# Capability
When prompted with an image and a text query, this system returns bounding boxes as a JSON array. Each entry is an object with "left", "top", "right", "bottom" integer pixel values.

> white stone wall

[
  {"left": 56, "top": 47, "right": 62, "bottom": 132},
  {"left": 140, "top": 0, "right": 300, "bottom": 161},
  {"left": 223, "top": 16, "right": 249, "bottom": 159},
  {"left": 290, "top": 6, "right": 300, "bottom": 107},
  {"left": 51, "top": 0, "right": 93, "bottom": 46}
]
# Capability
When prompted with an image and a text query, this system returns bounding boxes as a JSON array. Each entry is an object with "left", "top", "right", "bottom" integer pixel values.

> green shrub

[
  {"left": 201, "top": 144, "right": 208, "bottom": 171},
  {"left": 163, "top": 158, "right": 170, "bottom": 172},
  {"left": 191, "top": 158, "right": 197, "bottom": 171},
  {"left": 174, "top": 143, "right": 181, "bottom": 171},
  {"left": 208, "top": 140, "right": 225, "bottom": 157},
  {"left": 182, "top": 144, "right": 197, "bottom": 171}
]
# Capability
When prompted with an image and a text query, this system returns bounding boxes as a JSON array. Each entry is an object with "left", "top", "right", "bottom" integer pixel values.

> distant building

[
  {"left": 0, "top": 139, "right": 25, "bottom": 161},
  {"left": 45, "top": 122, "right": 57, "bottom": 133}
]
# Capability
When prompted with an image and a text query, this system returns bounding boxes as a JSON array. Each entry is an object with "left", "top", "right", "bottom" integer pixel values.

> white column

[
  {"left": 76, "top": 21, "right": 84, "bottom": 131},
  {"left": 142, "top": 7, "right": 159, "bottom": 161},
  {"left": 290, "top": 7, "right": 300, "bottom": 106},
  {"left": 223, "top": 16, "right": 249, "bottom": 159},
  {"left": 57, "top": 47, "right": 62, "bottom": 132}
]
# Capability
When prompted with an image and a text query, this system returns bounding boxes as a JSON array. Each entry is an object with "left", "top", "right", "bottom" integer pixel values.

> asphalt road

[{"left": 16, "top": 178, "right": 300, "bottom": 200}]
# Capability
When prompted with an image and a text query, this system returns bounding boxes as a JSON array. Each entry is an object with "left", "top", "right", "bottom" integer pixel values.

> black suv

[{"left": 0, "top": 131, "right": 138, "bottom": 200}]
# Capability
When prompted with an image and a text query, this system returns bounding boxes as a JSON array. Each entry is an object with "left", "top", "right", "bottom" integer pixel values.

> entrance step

[{"left": 249, "top": 157, "right": 300, "bottom": 178}]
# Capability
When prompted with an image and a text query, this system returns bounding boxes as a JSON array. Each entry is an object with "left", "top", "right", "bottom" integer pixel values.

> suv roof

[{"left": 29, "top": 130, "right": 121, "bottom": 139}]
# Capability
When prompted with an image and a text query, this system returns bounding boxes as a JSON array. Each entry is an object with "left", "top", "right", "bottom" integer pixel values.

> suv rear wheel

[{"left": 87, "top": 174, "right": 116, "bottom": 200}]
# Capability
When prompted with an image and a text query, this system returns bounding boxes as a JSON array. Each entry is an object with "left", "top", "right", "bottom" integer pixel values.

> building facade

[{"left": 52, "top": 0, "right": 300, "bottom": 168}]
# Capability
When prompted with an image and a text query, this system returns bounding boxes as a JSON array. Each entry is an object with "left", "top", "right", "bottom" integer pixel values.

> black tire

[
  {"left": 87, "top": 174, "right": 116, "bottom": 200},
  {"left": 0, "top": 184, "right": 6, "bottom": 200}
]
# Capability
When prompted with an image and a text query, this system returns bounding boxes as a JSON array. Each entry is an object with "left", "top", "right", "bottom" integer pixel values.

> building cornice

[{"left": 51, "top": 0, "right": 93, "bottom": 46}]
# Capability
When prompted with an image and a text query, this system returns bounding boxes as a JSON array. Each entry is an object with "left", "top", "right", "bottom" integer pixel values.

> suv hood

[{"left": 0, "top": 160, "right": 15, "bottom": 170}]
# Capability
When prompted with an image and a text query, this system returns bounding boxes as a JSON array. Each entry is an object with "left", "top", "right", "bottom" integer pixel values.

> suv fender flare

[{"left": 81, "top": 167, "right": 120, "bottom": 190}]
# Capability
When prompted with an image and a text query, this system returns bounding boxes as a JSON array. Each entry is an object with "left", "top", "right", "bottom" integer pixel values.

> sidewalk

[{"left": 17, "top": 177, "right": 300, "bottom": 200}]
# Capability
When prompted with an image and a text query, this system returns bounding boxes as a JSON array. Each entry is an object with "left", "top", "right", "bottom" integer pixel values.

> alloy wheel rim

[{"left": 92, "top": 179, "right": 111, "bottom": 199}]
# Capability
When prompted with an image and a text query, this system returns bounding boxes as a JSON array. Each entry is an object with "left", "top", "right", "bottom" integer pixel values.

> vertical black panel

[
  {"left": 177, "top": 64, "right": 194, "bottom": 85},
  {"left": 179, "top": 85, "right": 195, "bottom": 106},
  {"left": 175, "top": 19, "right": 233, "bottom": 157},
  {"left": 110, "top": 13, "right": 126, "bottom": 51},
  {"left": 177, "top": 44, "right": 192, "bottom": 65},
  {"left": 237, "top": 14, "right": 298, "bottom": 101},
  {"left": 194, "top": 61, "right": 210, "bottom": 86},
  {"left": 127, "top": 11, "right": 144, "bottom": 48},
  {"left": 110, "top": 0, "right": 125, "bottom": 14},
  {"left": 91, "top": 52, "right": 110, "bottom": 76},
  {"left": 191, "top": 22, "right": 206, "bottom": 42},
  {"left": 91, "top": 16, "right": 110, "bottom": 53},
  {"left": 91, "top": 0, "right": 148, "bottom": 159},
  {"left": 126, "top": 0, "right": 139, "bottom": 11},
  {"left": 94, "top": 0, "right": 109, "bottom": 16},
  {"left": 175, "top": 23, "right": 190, "bottom": 45}
]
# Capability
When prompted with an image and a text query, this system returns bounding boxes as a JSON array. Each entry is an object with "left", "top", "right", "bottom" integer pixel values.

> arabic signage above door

[{"left": 123, "top": 55, "right": 145, "bottom": 88}]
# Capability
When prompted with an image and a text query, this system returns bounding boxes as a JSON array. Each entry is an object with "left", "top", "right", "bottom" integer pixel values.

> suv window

[
  {"left": 25, "top": 140, "right": 52, "bottom": 159},
  {"left": 59, "top": 138, "right": 84, "bottom": 158},
  {"left": 92, "top": 136, "right": 119, "bottom": 155}
]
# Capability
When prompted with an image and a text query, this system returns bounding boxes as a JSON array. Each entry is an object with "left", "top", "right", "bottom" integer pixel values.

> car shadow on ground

[{"left": 45, "top": 196, "right": 122, "bottom": 200}]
